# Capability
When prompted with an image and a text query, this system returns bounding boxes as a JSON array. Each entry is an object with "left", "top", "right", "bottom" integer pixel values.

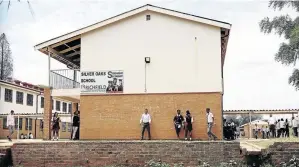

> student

[
  {"left": 52, "top": 112, "right": 60, "bottom": 141},
  {"left": 294, "top": 116, "right": 299, "bottom": 137},
  {"left": 285, "top": 119, "right": 290, "bottom": 137},
  {"left": 173, "top": 110, "right": 184, "bottom": 139},
  {"left": 29, "top": 133, "right": 33, "bottom": 139},
  {"left": 262, "top": 126, "right": 267, "bottom": 139},
  {"left": 206, "top": 108, "right": 217, "bottom": 140},
  {"left": 184, "top": 110, "right": 193, "bottom": 141},
  {"left": 7, "top": 110, "right": 15, "bottom": 142},
  {"left": 140, "top": 109, "right": 151, "bottom": 140},
  {"left": 72, "top": 111, "right": 80, "bottom": 140},
  {"left": 254, "top": 124, "right": 259, "bottom": 139},
  {"left": 276, "top": 120, "right": 281, "bottom": 138},
  {"left": 280, "top": 118, "right": 285, "bottom": 138},
  {"left": 266, "top": 126, "right": 270, "bottom": 139},
  {"left": 20, "top": 133, "right": 24, "bottom": 139},
  {"left": 268, "top": 114, "right": 276, "bottom": 138}
]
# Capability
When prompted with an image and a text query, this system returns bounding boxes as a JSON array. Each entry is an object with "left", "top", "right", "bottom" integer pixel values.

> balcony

[{"left": 50, "top": 69, "right": 80, "bottom": 89}]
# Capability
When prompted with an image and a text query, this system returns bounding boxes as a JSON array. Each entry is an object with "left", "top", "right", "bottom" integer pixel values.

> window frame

[
  {"left": 62, "top": 102, "right": 67, "bottom": 112},
  {"left": 26, "top": 94, "right": 33, "bottom": 106},
  {"left": 15, "top": 118, "right": 23, "bottom": 130},
  {"left": 16, "top": 91, "right": 24, "bottom": 104},
  {"left": 41, "top": 97, "right": 44, "bottom": 108},
  {"left": 56, "top": 100, "right": 61, "bottom": 111},
  {"left": 25, "top": 118, "right": 33, "bottom": 130},
  {"left": 68, "top": 103, "right": 72, "bottom": 113},
  {"left": 4, "top": 88, "right": 13, "bottom": 103},
  {"left": 3, "top": 118, "right": 8, "bottom": 129}
]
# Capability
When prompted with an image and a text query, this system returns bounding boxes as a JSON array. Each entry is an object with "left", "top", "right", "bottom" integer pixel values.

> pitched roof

[{"left": 34, "top": 4, "right": 231, "bottom": 50}]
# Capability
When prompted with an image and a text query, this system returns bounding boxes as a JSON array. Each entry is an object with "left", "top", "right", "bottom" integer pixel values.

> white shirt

[
  {"left": 268, "top": 117, "right": 276, "bottom": 125},
  {"left": 276, "top": 122, "right": 280, "bottom": 129},
  {"left": 140, "top": 113, "right": 151, "bottom": 124},
  {"left": 292, "top": 119, "right": 298, "bottom": 128},
  {"left": 29, "top": 134, "right": 34, "bottom": 139},
  {"left": 280, "top": 121, "right": 285, "bottom": 128},
  {"left": 7, "top": 114, "right": 15, "bottom": 126},
  {"left": 207, "top": 112, "right": 214, "bottom": 123}
]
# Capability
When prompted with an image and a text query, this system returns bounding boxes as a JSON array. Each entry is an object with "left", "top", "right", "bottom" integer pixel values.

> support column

[{"left": 43, "top": 88, "right": 52, "bottom": 140}]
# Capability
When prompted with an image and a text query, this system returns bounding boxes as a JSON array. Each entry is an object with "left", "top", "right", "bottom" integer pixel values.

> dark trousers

[
  {"left": 175, "top": 124, "right": 181, "bottom": 137},
  {"left": 185, "top": 128, "right": 192, "bottom": 138},
  {"left": 262, "top": 131, "right": 265, "bottom": 139},
  {"left": 285, "top": 128, "right": 289, "bottom": 137},
  {"left": 141, "top": 123, "right": 151, "bottom": 139},
  {"left": 293, "top": 127, "right": 298, "bottom": 137},
  {"left": 270, "top": 125, "right": 275, "bottom": 138}
]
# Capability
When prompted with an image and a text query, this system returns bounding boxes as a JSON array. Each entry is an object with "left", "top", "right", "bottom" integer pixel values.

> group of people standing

[
  {"left": 267, "top": 114, "right": 299, "bottom": 138},
  {"left": 140, "top": 108, "right": 218, "bottom": 141}
]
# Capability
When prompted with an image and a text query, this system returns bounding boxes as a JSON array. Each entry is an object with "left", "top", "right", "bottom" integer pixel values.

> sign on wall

[{"left": 80, "top": 70, "right": 124, "bottom": 93}]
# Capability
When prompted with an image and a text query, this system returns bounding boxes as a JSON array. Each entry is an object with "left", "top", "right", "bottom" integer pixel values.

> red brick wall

[
  {"left": 267, "top": 142, "right": 299, "bottom": 166},
  {"left": 80, "top": 92, "right": 223, "bottom": 140},
  {"left": 11, "top": 141, "right": 241, "bottom": 167}
]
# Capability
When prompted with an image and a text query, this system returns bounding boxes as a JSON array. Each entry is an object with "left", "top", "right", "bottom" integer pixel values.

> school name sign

[{"left": 80, "top": 70, "right": 124, "bottom": 93}]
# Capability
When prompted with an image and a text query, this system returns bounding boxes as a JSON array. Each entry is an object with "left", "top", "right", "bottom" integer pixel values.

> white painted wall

[
  {"left": 81, "top": 11, "right": 222, "bottom": 94},
  {"left": 0, "top": 82, "right": 73, "bottom": 115}
]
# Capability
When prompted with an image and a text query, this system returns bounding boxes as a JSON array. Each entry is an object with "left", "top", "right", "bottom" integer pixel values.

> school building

[
  {"left": 34, "top": 4, "right": 231, "bottom": 140},
  {"left": 0, "top": 79, "right": 75, "bottom": 139}
]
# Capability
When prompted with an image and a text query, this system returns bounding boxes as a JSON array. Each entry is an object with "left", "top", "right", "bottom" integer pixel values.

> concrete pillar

[{"left": 43, "top": 88, "right": 52, "bottom": 140}]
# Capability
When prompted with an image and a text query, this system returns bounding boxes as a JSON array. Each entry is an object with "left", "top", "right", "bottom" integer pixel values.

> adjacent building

[
  {"left": 34, "top": 4, "right": 231, "bottom": 140},
  {"left": 0, "top": 78, "right": 73, "bottom": 139}
]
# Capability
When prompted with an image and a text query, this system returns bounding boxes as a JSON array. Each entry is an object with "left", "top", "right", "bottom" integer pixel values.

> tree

[
  {"left": 0, "top": 0, "right": 34, "bottom": 17},
  {"left": 0, "top": 33, "right": 13, "bottom": 81},
  {"left": 224, "top": 115, "right": 262, "bottom": 126},
  {"left": 260, "top": 1, "right": 299, "bottom": 90}
]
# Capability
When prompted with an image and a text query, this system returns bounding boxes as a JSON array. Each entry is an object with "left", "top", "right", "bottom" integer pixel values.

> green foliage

[{"left": 260, "top": 1, "right": 299, "bottom": 90}]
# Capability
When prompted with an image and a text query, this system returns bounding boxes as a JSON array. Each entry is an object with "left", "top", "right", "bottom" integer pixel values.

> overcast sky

[{"left": 1, "top": 0, "right": 299, "bottom": 111}]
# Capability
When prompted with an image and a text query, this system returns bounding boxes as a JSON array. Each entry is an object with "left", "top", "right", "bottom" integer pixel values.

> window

[
  {"left": 15, "top": 118, "right": 23, "bottom": 130},
  {"left": 62, "top": 122, "right": 66, "bottom": 132},
  {"left": 146, "top": 15, "right": 151, "bottom": 21},
  {"left": 62, "top": 102, "right": 67, "bottom": 112},
  {"left": 56, "top": 101, "right": 61, "bottom": 111},
  {"left": 40, "top": 120, "right": 43, "bottom": 131},
  {"left": 4, "top": 89, "right": 12, "bottom": 102},
  {"left": 41, "top": 97, "right": 44, "bottom": 108},
  {"left": 2, "top": 118, "right": 7, "bottom": 129},
  {"left": 25, "top": 118, "right": 32, "bottom": 130},
  {"left": 68, "top": 103, "right": 72, "bottom": 113},
  {"left": 27, "top": 94, "right": 33, "bottom": 106},
  {"left": 16, "top": 91, "right": 24, "bottom": 104},
  {"left": 67, "top": 123, "right": 72, "bottom": 132}
]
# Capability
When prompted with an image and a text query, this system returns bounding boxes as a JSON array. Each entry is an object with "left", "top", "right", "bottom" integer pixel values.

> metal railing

[{"left": 50, "top": 69, "right": 80, "bottom": 89}]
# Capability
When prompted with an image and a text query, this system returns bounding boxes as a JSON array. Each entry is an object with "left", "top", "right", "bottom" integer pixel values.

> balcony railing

[{"left": 50, "top": 69, "right": 80, "bottom": 89}]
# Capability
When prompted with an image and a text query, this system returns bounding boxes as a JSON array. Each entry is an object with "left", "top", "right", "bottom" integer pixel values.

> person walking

[
  {"left": 72, "top": 111, "right": 80, "bottom": 140},
  {"left": 279, "top": 118, "right": 285, "bottom": 138},
  {"left": 292, "top": 117, "right": 298, "bottom": 137},
  {"left": 184, "top": 110, "right": 193, "bottom": 141},
  {"left": 276, "top": 120, "right": 281, "bottom": 138},
  {"left": 206, "top": 108, "right": 217, "bottom": 140},
  {"left": 268, "top": 114, "right": 276, "bottom": 138},
  {"left": 173, "top": 110, "right": 184, "bottom": 139},
  {"left": 52, "top": 112, "right": 60, "bottom": 141},
  {"left": 254, "top": 124, "right": 259, "bottom": 139},
  {"left": 6, "top": 110, "right": 15, "bottom": 142},
  {"left": 140, "top": 109, "right": 151, "bottom": 140}
]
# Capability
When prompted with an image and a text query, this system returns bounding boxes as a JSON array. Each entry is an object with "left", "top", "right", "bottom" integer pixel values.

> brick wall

[
  {"left": 80, "top": 92, "right": 222, "bottom": 140},
  {"left": 11, "top": 141, "right": 241, "bottom": 167},
  {"left": 267, "top": 142, "right": 299, "bottom": 165}
]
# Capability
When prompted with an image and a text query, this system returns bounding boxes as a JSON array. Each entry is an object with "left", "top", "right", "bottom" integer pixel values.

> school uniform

[
  {"left": 140, "top": 113, "right": 151, "bottom": 140},
  {"left": 184, "top": 114, "right": 193, "bottom": 140},
  {"left": 173, "top": 114, "right": 184, "bottom": 138}
]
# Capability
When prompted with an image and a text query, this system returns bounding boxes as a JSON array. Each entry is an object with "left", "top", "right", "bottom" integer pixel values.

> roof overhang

[{"left": 34, "top": 4, "right": 231, "bottom": 68}]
